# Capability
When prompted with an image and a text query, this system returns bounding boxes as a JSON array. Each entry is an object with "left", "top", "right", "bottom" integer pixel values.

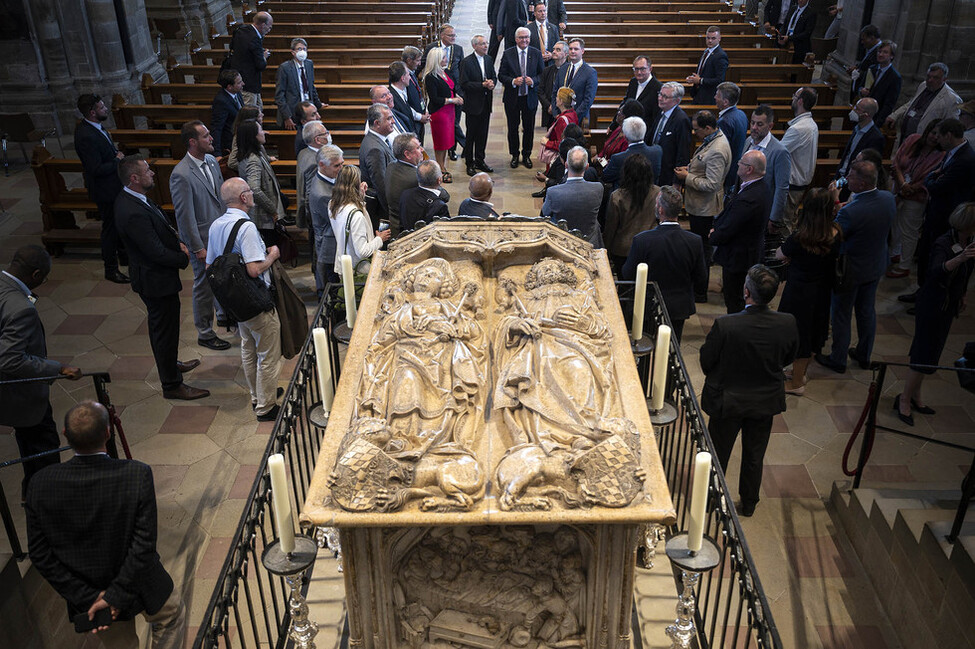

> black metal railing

[
  {"left": 846, "top": 360, "right": 975, "bottom": 544},
  {"left": 0, "top": 372, "right": 126, "bottom": 560}
]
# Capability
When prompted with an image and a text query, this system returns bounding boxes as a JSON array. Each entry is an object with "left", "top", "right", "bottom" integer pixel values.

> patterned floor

[{"left": 1, "top": 1, "right": 973, "bottom": 647}]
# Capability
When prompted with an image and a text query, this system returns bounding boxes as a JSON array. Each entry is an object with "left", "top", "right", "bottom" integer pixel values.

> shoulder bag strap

[
  {"left": 224, "top": 218, "right": 249, "bottom": 256},
  {"left": 345, "top": 208, "right": 363, "bottom": 257}
]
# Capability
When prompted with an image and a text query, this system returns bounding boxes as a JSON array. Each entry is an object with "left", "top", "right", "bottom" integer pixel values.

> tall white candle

[
  {"left": 267, "top": 454, "right": 295, "bottom": 554},
  {"left": 687, "top": 451, "right": 712, "bottom": 553},
  {"left": 341, "top": 254, "right": 357, "bottom": 330},
  {"left": 631, "top": 263, "right": 648, "bottom": 341},
  {"left": 650, "top": 324, "right": 672, "bottom": 411},
  {"left": 312, "top": 327, "right": 334, "bottom": 410}
]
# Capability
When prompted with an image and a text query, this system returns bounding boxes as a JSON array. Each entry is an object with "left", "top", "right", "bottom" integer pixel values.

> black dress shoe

[
  {"left": 531, "top": 188, "right": 547, "bottom": 198},
  {"left": 448, "top": 150, "right": 458, "bottom": 161},
  {"left": 510, "top": 156, "right": 520, "bottom": 168},
  {"left": 475, "top": 161, "right": 494, "bottom": 173},
  {"left": 466, "top": 165, "right": 476, "bottom": 176},
  {"left": 118, "top": 255, "right": 129, "bottom": 267},
  {"left": 910, "top": 399, "right": 936, "bottom": 415},
  {"left": 176, "top": 359, "right": 201, "bottom": 373},
  {"left": 847, "top": 348, "right": 870, "bottom": 370},
  {"left": 256, "top": 404, "right": 281, "bottom": 422},
  {"left": 198, "top": 336, "right": 231, "bottom": 351},
  {"left": 163, "top": 384, "right": 210, "bottom": 400},
  {"left": 522, "top": 156, "right": 533, "bottom": 169},
  {"left": 105, "top": 270, "right": 130, "bottom": 284},
  {"left": 814, "top": 352, "right": 846, "bottom": 374},
  {"left": 738, "top": 501, "right": 756, "bottom": 517},
  {"left": 897, "top": 290, "right": 918, "bottom": 303},
  {"left": 892, "top": 394, "right": 914, "bottom": 426}
]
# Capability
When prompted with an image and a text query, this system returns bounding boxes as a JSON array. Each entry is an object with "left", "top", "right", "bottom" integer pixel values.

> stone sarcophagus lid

[{"left": 302, "top": 219, "right": 676, "bottom": 649}]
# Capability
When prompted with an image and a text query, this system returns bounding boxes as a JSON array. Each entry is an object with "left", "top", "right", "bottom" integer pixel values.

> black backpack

[{"left": 206, "top": 219, "right": 274, "bottom": 323}]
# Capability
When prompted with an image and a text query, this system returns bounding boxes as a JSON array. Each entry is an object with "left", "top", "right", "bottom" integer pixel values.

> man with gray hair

[
  {"left": 542, "top": 146, "right": 604, "bottom": 247},
  {"left": 885, "top": 62, "right": 962, "bottom": 147},
  {"left": 308, "top": 145, "right": 344, "bottom": 289},
  {"left": 359, "top": 103, "right": 397, "bottom": 222},
  {"left": 601, "top": 116, "right": 662, "bottom": 187},
  {"left": 622, "top": 185, "right": 707, "bottom": 341},
  {"left": 296, "top": 120, "right": 330, "bottom": 232},
  {"left": 369, "top": 85, "right": 412, "bottom": 140},
  {"left": 275, "top": 37, "right": 322, "bottom": 129},
  {"left": 649, "top": 81, "right": 691, "bottom": 186},
  {"left": 460, "top": 34, "right": 497, "bottom": 177},
  {"left": 398, "top": 160, "right": 451, "bottom": 231},
  {"left": 385, "top": 133, "right": 430, "bottom": 235}
]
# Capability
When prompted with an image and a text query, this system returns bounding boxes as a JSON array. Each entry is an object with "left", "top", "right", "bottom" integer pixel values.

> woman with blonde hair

[
  {"left": 423, "top": 48, "right": 463, "bottom": 183},
  {"left": 539, "top": 87, "right": 578, "bottom": 170},
  {"left": 329, "top": 165, "right": 390, "bottom": 275}
]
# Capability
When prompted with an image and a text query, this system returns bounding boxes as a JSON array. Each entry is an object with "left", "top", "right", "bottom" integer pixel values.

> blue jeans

[{"left": 828, "top": 279, "right": 879, "bottom": 368}]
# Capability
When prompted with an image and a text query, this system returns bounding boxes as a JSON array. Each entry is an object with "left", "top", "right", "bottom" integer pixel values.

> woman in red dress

[
  {"left": 539, "top": 87, "right": 577, "bottom": 171},
  {"left": 423, "top": 48, "right": 463, "bottom": 183}
]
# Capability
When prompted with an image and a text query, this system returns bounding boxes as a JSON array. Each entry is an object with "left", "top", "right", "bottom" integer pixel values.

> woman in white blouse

[{"left": 330, "top": 165, "right": 390, "bottom": 275}]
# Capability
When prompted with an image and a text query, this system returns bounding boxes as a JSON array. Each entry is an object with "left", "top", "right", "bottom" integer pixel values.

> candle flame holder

[
  {"left": 331, "top": 322, "right": 353, "bottom": 346},
  {"left": 664, "top": 532, "right": 720, "bottom": 649},
  {"left": 648, "top": 400, "right": 678, "bottom": 426},
  {"left": 262, "top": 535, "right": 319, "bottom": 649},
  {"left": 307, "top": 403, "right": 330, "bottom": 430}
]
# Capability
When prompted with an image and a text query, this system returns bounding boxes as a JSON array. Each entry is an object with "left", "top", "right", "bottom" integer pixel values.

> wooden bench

[
  {"left": 110, "top": 128, "right": 367, "bottom": 160},
  {"left": 209, "top": 32, "right": 424, "bottom": 52},
  {"left": 143, "top": 76, "right": 375, "bottom": 106},
  {"left": 565, "top": 20, "right": 754, "bottom": 34}
]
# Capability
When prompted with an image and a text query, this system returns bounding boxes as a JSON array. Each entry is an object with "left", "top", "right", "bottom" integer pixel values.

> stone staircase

[{"left": 830, "top": 482, "right": 975, "bottom": 649}]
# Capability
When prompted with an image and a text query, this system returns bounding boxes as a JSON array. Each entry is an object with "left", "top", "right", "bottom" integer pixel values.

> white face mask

[
  {"left": 295, "top": 50, "right": 308, "bottom": 62},
  {"left": 848, "top": 109, "right": 860, "bottom": 122}
]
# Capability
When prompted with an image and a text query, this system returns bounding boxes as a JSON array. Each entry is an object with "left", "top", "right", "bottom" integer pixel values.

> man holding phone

[{"left": 26, "top": 401, "right": 185, "bottom": 647}]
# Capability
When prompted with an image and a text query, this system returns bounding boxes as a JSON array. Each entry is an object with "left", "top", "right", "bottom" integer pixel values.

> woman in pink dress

[{"left": 423, "top": 48, "right": 463, "bottom": 183}]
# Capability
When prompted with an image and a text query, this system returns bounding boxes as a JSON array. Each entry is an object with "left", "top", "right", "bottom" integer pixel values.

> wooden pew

[
  {"left": 143, "top": 76, "right": 375, "bottom": 106},
  {"left": 565, "top": 20, "right": 755, "bottom": 34},
  {"left": 209, "top": 32, "right": 424, "bottom": 52},
  {"left": 110, "top": 128, "right": 367, "bottom": 160}
]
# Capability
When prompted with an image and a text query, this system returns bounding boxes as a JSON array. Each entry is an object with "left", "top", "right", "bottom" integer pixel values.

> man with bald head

[
  {"left": 207, "top": 178, "right": 283, "bottom": 421},
  {"left": 710, "top": 150, "right": 772, "bottom": 313},
  {"left": 836, "top": 98, "right": 885, "bottom": 182},
  {"left": 459, "top": 173, "right": 500, "bottom": 217},
  {"left": 370, "top": 85, "right": 412, "bottom": 141},
  {"left": 229, "top": 11, "right": 273, "bottom": 108}
]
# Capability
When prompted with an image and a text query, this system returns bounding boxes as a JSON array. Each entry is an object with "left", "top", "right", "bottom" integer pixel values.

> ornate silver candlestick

[
  {"left": 261, "top": 534, "right": 320, "bottom": 649},
  {"left": 664, "top": 532, "right": 720, "bottom": 649}
]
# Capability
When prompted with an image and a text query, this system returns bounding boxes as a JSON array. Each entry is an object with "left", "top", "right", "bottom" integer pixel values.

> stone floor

[{"left": 1, "top": 0, "right": 974, "bottom": 647}]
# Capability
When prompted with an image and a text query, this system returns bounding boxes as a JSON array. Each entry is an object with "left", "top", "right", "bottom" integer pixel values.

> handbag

[
  {"left": 206, "top": 219, "right": 275, "bottom": 324},
  {"left": 270, "top": 261, "right": 309, "bottom": 359},
  {"left": 833, "top": 252, "right": 853, "bottom": 292},
  {"left": 274, "top": 221, "right": 300, "bottom": 267}
]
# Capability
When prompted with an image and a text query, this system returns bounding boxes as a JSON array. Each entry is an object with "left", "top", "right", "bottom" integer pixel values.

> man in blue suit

[
  {"left": 743, "top": 104, "right": 791, "bottom": 229},
  {"left": 551, "top": 38, "right": 598, "bottom": 125},
  {"left": 816, "top": 160, "right": 896, "bottom": 373},
  {"left": 542, "top": 146, "right": 604, "bottom": 247},
  {"left": 601, "top": 117, "right": 662, "bottom": 187},
  {"left": 687, "top": 26, "right": 728, "bottom": 105},
  {"left": 860, "top": 40, "right": 902, "bottom": 127},
  {"left": 499, "top": 28, "right": 545, "bottom": 168},
  {"left": 716, "top": 82, "right": 749, "bottom": 195},
  {"left": 211, "top": 69, "right": 244, "bottom": 156},
  {"left": 274, "top": 38, "right": 323, "bottom": 130}
]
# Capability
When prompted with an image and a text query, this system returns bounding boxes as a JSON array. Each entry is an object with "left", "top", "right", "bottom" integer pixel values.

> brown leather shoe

[
  {"left": 163, "top": 384, "right": 210, "bottom": 400},
  {"left": 176, "top": 359, "right": 201, "bottom": 373}
]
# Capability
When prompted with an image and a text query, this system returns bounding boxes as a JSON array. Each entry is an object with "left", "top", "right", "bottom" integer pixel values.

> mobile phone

[
  {"left": 73, "top": 608, "right": 114, "bottom": 633},
  {"left": 379, "top": 220, "right": 390, "bottom": 232}
]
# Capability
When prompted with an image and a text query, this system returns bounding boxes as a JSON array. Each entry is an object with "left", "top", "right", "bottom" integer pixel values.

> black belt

[{"left": 789, "top": 183, "right": 810, "bottom": 191}]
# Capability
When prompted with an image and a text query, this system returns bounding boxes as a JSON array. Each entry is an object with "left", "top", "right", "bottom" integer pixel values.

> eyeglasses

[
  {"left": 658, "top": 92, "right": 674, "bottom": 99},
  {"left": 633, "top": 66, "right": 649, "bottom": 72}
]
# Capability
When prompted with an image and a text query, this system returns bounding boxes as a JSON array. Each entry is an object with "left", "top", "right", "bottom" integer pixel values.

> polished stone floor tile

[
  {"left": 763, "top": 465, "right": 820, "bottom": 499},
  {"left": 161, "top": 405, "right": 220, "bottom": 435},
  {"left": 784, "top": 536, "right": 855, "bottom": 578}
]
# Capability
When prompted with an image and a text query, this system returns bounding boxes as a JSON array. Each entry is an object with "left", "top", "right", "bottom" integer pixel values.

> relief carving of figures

[
  {"left": 493, "top": 258, "right": 644, "bottom": 511},
  {"left": 329, "top": 258, "right": 488, "bottom": 512}
]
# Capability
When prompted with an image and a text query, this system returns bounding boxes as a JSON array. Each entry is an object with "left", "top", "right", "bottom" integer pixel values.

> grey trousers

[
  {"left": 189, "top": 252, "right": 224, "bottom": 340},
  {"left": 93, "top": 587, "right": 186, "bottom": 649}
]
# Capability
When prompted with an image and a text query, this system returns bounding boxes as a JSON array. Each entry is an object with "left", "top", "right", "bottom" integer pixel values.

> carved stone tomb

[{"left": 302, "top": 220, "right": 676, "bottom": 649}]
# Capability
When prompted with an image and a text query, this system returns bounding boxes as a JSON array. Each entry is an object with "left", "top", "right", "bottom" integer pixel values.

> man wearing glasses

[
  {"left": 647, "top": 82, "right": 692, "bottom": 186},
  {"left": 609, "top": 55, "right": 661, "bottom": 133}
]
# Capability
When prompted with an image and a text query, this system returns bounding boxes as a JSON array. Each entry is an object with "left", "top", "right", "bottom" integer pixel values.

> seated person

[
  {"left": 595, "top": 99, "right": 646, "bottom": 167},
  {"left": 459, "top": 173, "right": 501, "bottom": 217},
  {"left": 399, "top": 160, "right": 451, "bottom": 231}
]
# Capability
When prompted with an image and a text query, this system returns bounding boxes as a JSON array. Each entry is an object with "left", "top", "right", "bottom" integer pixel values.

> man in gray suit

[
  {"left": 542, "top": 146, "right": 604, "bottom": 247},
  {"left": 275, "top": 38, "right": 323, "bottom": 129},
  {"left": 384, "top": 133, "right": 426, "bottom": 235},
  {"left": 296, "top": 120, "right": 331, "bottom": 293},
  {"left": 743, "top": 104, "right": 791, "bottom": 229},
  {"left": 359, "top": 103, "right": 397, "bottom": 223},
  {"left": 0, "top": 245, "right": 83, "bottom": 496},
  {"left": 308, "top": 145, "right": 344, "bottom": 291},
  {"left": 170, "top": 121, "right": 230, "bottom": 350}
]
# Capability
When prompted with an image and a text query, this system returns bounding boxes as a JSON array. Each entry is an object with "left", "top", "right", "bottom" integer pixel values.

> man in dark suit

[
  {"left": 497, "top": 0, "right": 530, "bottom": 49},
  {"left": 385, "top": 133, "right": 427, "bottom": 235},
  {"left": 459, "top": 173, "right": 501, "bottom": 217},
  {"left": 399, "top": 160, "right": 451, "bottom": 231},
  {"left": 687, "top": 26, "right": 729, "bottom": 105},
  {"left": 26, "top": 401, "right": 185, "bottom": 647},
  {"left": 539, "top": 40, "right": 567, "bottom": 129},
  {"left": 601, "top": 117, "right": 662, "bottom": 187},
  {"left": 816, "top": 160, "right": 896, "bottom": 372},
  {"left": 274, "top": 38, "right": 323, "bottom": 129},
  {"left": 488, "top": 0, "right": 504, "bottom": 59},
  {"left": 763, "top": 0, "right": 795, "bottom": 34},
  {"left": 292, "top": 101, "right": 322, "bottom": 158},
  {"left": 542, "top": 146, "right": 604, "bottom": 247},
  {"left": 538, "top": 0, "right": 569, "bottom": 31},
  {"left": 850, "top": 24, "right": 882, "bottom": 97},
  {"left": 621, "top": 187, "right": 707, "bottom": 341},
  {"left": 700, "top": 265, "right": 799, "bottom": 516},
  {"left": 401, "top": 46, "right": 428, "bottom": 143},
  {"left": 74, "top": 94, "right": 128, "bottom": 284},
  {"left": 551, "top": 38, "right": 598, "bottom": 125},
  {"left": 527, "top": 3, "right": 558, "bottom": 63},
  {"left": 716, "top": 82, "right": 749, "bottom": 195},
  {"left": 835, "top": 98, "right": 886, "bottom": 182},
  {"left": 423, "top": 24, "right": 465, "bottom": 161},
  {"left": 460, "top": 35, "right": 497, "bottom": 177},
  {"left": 609, "top": 55, "right": 661, "bottom": 133},
  {"left": 390, "top": 61, "right": 425, "bottom": 138},
  {"left": 210, "top": 70, "right": 244, "bottom": 156},
  {"left": 359, "top": 104, "right": 397, "bottom": 223},
  {"left": 861, "top": 40, "right": 902, "bottom": 126},
  {"left": 0, "top": 246, "right": 82, "bottom": 496},
  {"left": 647, "top": 81, "right": 692, "bottom": 186},
  {"left": 710, "top": 150, "right": 772, "bottom": 313},
  {"left": 114, "top": 155, "right": 209, "bottom": 400},
  {"left": 777, "top": 0, "right": 816, "bottom": 64},
  {"left": 228, "top": 11, "right": 272, "bottom": 108},
  {"left": 499, "top": 28, "right": 545, "bottom": 168}
]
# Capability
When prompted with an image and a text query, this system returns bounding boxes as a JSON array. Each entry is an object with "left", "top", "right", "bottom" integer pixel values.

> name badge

[{"left": 907, "top": 110, "right": 917, "bottom": 118}]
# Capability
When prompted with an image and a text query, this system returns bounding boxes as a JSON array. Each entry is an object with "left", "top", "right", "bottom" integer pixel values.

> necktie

[
  {"left": 234, "top": 94, "right": 242, "bottom": 109},
  {"left": 298, "top": 62, "right": 310, "bottom": 99},
  {"left": 539, "top": 23, "right": 546, "bottom": 51},
  {"left": 697, "top": 49, "right": 710, "bottom": 76},
  {"left": 653, "top": 115, "right": 667, "bottom": 144},
  {"left": 519, "top": 49, "right": 528, "bottom": 96},
  {"left": 787, "top": 8, "right": 801, "bottom": 35},
  {"left": 565, "top": 63, "right": 575, "bottom": 87},
  {"left": 201, "top": 160, "right": 214, "bottom": 190},
  {"left": 444, "top": 46, "right": 451, "bottom": 70}
]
